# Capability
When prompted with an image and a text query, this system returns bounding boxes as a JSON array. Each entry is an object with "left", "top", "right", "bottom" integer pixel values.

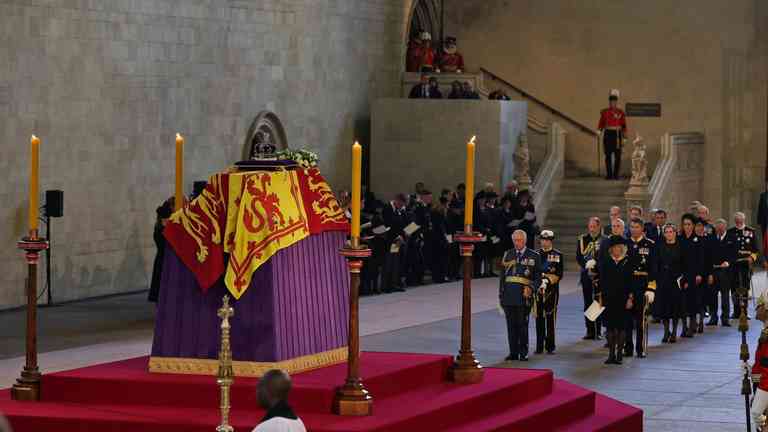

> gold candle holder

[{"left": 216, "top": 296, "right": 235, "bottom": 432}]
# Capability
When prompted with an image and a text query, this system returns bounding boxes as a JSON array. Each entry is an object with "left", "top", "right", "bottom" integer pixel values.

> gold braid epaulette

[{"left": 760, "top": 327, "right": 768, "bottom": 345}]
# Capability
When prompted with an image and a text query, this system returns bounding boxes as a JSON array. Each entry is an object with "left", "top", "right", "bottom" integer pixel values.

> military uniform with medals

[
  {"left": 576, "top": 231, "right": 605, "bottom": 339},
  {"left": 625, "top": 235, "right": 657, "bottom": 357},
  {"left": 597, "top": 89, "right": 627, "bottom": 180},
  {"left": 535, "top": 231, "right": 564, "bottom": 354},
  {"left": 729, "top": 225, "right": 759, "bottom": 318},
  {"left": 500, "top": 246, "right": 543, "bottom": 361}
]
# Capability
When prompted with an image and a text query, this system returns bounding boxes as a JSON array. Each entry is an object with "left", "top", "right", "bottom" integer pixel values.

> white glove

[
  {"left": 585, "top": 259, "right": 597, "bottom": 270},
  {"left": 722, "top": 261, "right": 730, "bottom": 268},
  {"left": 645, "top": 291, "right": 655, "bottom": 304}
]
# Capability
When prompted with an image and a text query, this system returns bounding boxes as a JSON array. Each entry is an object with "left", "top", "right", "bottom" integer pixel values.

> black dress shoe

[
  {"left": 505, "top": 354, "right": 518, "bottom": 361},
  {"left": 534, "top": 349, "right": 544, "bottom": 355},
  {"left": 636, "top": 352, "right": 647, "bottom": 358},
  {"left": 604, "top": 356, "right": 615, "bottom": 365},
  {"left": 583, "top": 334, "right": 595, "bottom": 340},
  {"left": 546, "top": 350, "right": 555, "bottom": 355},
  {"left": 623, "top": 347, "right": 633, "bottom": 357},
  {"left": 722, "top": 321, "right": 732, "bottom": 327},
  {"left": 615, "top": 358, "right": 623, "bottom": 365},
  {"left": 519, "top": 354, "right": 529, "bottom": 361},
  {"left": 706, "top": 319, "right": 718, "bottom": 326}
]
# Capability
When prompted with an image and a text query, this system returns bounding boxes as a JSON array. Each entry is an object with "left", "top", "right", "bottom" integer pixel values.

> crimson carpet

[{"left": 0, "top": 352, "right": 641, "bottom": 431}]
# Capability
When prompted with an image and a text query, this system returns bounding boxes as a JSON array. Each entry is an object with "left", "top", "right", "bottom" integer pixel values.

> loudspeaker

[{"left": 45, "top": 190, "right": 64, "bottom": 218}]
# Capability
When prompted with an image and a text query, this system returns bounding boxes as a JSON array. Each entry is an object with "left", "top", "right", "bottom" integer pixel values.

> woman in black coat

[
  {"left": 656, "top": 224, "right": 683, "bottom": 343},
  {"left": 148, "top": 198, "right": 174, "bottom": 303},
  {"left": 678, "top": 213, "right": 706, "bottom": 338},
  {"left": 599, "top": 235, "right": 634, "bottom": 365}
]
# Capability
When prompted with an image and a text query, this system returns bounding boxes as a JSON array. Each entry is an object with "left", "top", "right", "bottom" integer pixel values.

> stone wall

[
  {"left": 370, "top": 99, "right": 526, "bottom": 200},
  {"left": 0, "top": 0, "right": 414, "bottom": 308},
  {"left": 444, "top": 0, "right": 768, "bottom": 221}
]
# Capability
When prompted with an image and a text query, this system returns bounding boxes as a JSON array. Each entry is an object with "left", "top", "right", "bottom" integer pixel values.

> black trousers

[
  {"left": 503, "top": 305, "right": 530, "bottom": 357},
  {"left": 580, "top": 272, "right": 600, "bottom": 335},
  {"left": 535, "top": 290, "right": 559, "bottom": 352},
  {"left": 381, "top": 251, "right": 401, "bottom": 292},
  {"left": 624, "top": 287, "right": 647, "bottom": 354},
  {"left": 710, "top": 269, "right": 732, "bottom": 321},
  {"left": 603, "top": 130, "right": 622, "bottom": 179}
]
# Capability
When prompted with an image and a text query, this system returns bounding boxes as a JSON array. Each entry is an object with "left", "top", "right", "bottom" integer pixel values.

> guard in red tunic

[
  {"left": 406, "top": 32, "right": 436, "bottom": 73},
  {"left": 597, "top": 89, "right": 628, "bottom": 180},
  {"left": 437, "top": 36, "right": 464, "bottom": 73}
]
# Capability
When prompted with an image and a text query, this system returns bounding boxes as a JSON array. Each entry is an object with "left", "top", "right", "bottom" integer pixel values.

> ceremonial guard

[
  {"left": 500, "top": 229, "right": 543, "bottom": 362},
  {"left": 597, "top": 89, "right": 628, "bottom": 180},
  {"left": 577, "top": 217, "right": 605, "bottom": 340},
  {"left": 729, "top": 212, "right": 759, "bottom": 319},
  {"left": 625, "top": 218, "right": 657, "bottom": 358},
  {"left": 599, "top": 235, "right": 635, "bottom": 365},
  {"left": 535, "top": 230, "right": 564, "bottom": 354},
  {"left": 436, "top": 36, "right": 464, "bottom": 73}
]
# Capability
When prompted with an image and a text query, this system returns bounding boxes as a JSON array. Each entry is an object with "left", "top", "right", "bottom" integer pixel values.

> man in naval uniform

[
  {"left": 625, "top": 218, "right": 657, "bottom": 358},
  {"left": 500, "top": 229, "right": 543, "bottom": 362},
  {"left": 577, "top": 216, "right": 605, "bottom": 340},
  {"left": 535, "top": 230, "right": 564, "bottom": 354},
  {"left": 729, "top": 212, "right": 759, "bottom": 319},
  {"left": 597, "top": 89, "right": 628, "bottom": 180}
]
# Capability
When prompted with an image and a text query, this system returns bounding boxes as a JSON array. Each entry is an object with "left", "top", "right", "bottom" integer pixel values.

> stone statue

[
  {"left": 514, "top": 133, "right": 532, "bottom": 187},
  {"left": 630, "top": 133, "right": 648, "bottom": 184}
]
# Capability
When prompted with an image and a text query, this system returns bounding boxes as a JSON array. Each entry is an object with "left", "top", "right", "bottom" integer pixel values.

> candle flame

[
  {"left": 176, "top": 133, "right": 183, "bottom": 140},
  {"left": 31, "top": 135, "right": 40, "bottom": 144},
  {"left": 469, "top": 135, "right": 476, "bottom": 145}
]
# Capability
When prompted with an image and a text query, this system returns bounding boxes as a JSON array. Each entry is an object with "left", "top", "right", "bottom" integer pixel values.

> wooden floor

[{"left": 1, "top": 272, "right": 764, "bottom": 431}]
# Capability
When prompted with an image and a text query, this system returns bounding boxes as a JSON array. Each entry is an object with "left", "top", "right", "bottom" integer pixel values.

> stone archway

[
  {"left": 406, "top": 0, "right": 442, "bottom": 56},
  {"left": 242, "top": 111, "right": 288, "bottom": 160}
]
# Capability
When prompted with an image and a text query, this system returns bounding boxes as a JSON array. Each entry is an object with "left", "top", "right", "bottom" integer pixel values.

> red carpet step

[{"left": 0, "top": 352, "right": 642, "bottom": 431}]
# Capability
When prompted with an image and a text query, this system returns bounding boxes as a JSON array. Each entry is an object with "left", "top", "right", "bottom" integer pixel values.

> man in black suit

[
  {"left": 707, "top": 218, "right": 737, "bottom": 326},
  {"left": 408, "top": 75, "right": 442, "bottom": 99},
  {"left": 646, "top": 208, "right": 667, "bottom": 243},
  {"left": 381, "top": 194, "right": 408, "bottom": 292}
]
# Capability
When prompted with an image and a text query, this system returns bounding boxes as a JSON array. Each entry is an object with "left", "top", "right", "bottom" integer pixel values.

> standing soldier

[
  {"left": 597, "top": 89, "right": 628, "bottom": 180},
  {"left": 500, "top": 230, "right": 543, "bottom": 362},
  {"left": 625, "top": 218, "right": 657, "bottom": 358},
  {"left": 536, "top": 230, "right": 564, "bottom": 355},
  {"left": 577, "top": 217, "right": 605, "bottom": 340},
  {"left": 729, "top": 212, "right": 759, "bottom": 319}
]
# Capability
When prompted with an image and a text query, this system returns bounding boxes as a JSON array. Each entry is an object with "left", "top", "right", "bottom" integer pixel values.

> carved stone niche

[{"left": 242, "top": 111, "right": 289, "bottom": 160}]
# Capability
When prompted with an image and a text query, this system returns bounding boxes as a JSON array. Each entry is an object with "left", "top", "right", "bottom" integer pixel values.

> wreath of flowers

[{"left": 276, "top": 149, "right": 319, "bottom": 168}]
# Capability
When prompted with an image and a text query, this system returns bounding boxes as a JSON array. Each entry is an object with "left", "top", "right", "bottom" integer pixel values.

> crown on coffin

[{"left": 249, "top": 130, "right": 277, "bottom": 160}]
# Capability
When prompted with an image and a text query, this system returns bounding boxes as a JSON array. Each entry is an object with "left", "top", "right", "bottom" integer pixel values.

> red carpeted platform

[{"left": 0, "top": 352, "right": 642, "bottom": 431}]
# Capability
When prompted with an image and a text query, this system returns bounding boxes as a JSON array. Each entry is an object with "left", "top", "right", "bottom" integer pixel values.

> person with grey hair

[
  {"left": 253, "top": 369, "right": 306, "bottom": 432},
  {"left": 728, "top": 211, "right": 759, "bottom": 319},
  {"left": 706, "top": 218, "right": 736, "bottom": 326},
  {"left": 500, "top": 229, "right": 543, "bottom": 362}
]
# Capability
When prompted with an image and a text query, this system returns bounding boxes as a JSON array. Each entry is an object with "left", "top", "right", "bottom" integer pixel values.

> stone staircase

[{"left": 541, "top": 176, "right": 629, "bottom": 271}]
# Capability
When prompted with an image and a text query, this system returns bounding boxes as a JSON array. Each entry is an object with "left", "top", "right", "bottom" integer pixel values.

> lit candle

[
  {"left": 350, "top": 141, "right": 362, "bottom": 243},
  {"left": 175, "top": 133, "right": 184, "bottom": 211},
  {"left": 29, "top": 135, "right": 40, "bottom": 235},
  {"left": 464, "top": 136, "right": 476, "bottom": 230}
]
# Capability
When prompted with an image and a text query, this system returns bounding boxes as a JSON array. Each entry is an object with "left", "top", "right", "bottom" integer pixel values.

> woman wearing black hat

[
  {"left": 679, "top": 213, "right": 706, "bottom": 338},
  {"left": 599, "top": 235, "right": 634, "bottom": 364},
  {"left": 656, "top": 224, "right": 684, "bottom": 343}
]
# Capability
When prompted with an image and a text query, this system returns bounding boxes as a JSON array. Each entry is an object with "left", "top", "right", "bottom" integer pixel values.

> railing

[
  {"left": 479, "top": 68, "right": 598, "bottom": 139},
  {"left": 532, "top": 122, "right": 566, "bottom": 225}
]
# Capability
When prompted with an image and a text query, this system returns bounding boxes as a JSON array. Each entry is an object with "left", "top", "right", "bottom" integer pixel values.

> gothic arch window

[{"left": 242, "top": 111, "right": 288, "bottom": 160}]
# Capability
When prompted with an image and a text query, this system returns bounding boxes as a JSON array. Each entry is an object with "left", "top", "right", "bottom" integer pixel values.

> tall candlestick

[
  {"left": 29, "top": 135, "right": 40, "bottom": 235},
  {"left": 175, "top": 133, "right": 184, "bottom": 211},
  {"left": 463, "top": 136, "right": 476, "bottom": 229},
  {"left": 350, "top": 142, "right": 362, "bottom": 245}
]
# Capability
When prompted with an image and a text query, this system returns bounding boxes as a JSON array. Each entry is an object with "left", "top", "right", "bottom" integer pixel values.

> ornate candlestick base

[
  {"left": 448, "top": 231, "right": 484, "bottom": 384},
  {"left": 12, "top": 235, "right": 49, "bottom": 401},
  {"left": 333, "top": 245, "right": 373, "bottom": 416}
]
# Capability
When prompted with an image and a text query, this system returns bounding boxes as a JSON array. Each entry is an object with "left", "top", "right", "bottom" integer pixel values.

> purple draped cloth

[{"left": 151, "top": 231, "right": 349, "bottom": 362}]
